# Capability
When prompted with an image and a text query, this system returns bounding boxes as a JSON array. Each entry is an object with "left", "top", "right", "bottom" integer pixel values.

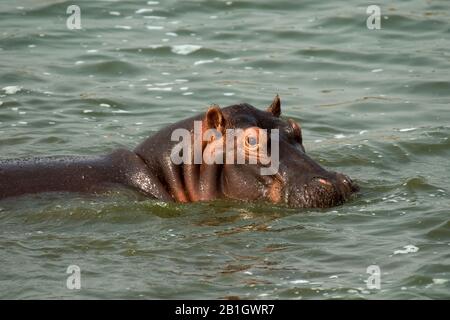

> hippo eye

[
  {"left": 245, "top": 135, "right": 259, "bottom": 149},
  {"left": 248, "top": 136, "right": 257, "bottom": 146}
]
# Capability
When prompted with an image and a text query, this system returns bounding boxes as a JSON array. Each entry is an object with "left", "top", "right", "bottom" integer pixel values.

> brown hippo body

[
  {"left": 0, "top": 96, "right": 358, "bottom": 208},
  {"left": 0, "top": 150, "right": 172, "bottom": 201}
]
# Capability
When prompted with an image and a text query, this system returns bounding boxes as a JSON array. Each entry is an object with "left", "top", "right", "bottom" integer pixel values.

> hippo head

[
  {"left": 184, "top": 95, "right": 358, "bottom": 208},
  {"left": 136, "top": 95, "right": 358, "bottom": 208}
]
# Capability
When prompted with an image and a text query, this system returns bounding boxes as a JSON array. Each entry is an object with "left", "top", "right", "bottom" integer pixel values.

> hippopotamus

[{"left": 0, "top": 96, "right": 358, "bottom": 208}]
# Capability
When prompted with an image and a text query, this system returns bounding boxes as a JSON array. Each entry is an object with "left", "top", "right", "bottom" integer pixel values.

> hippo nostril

[
  {"left": 338, "top": 174, "right": 352, "bottom": 184},
  {"left": 335, "top": 174, "right": 359, "bottom": 194}
]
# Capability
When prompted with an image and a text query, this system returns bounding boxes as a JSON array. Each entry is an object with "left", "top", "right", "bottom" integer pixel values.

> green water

[{"left": 0, "top": 0, "right": 449, "bottom": 299}]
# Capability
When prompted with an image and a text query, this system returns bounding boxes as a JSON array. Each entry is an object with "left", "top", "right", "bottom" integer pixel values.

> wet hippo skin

[{"left": 0, "top": 96, "right": 358, "bottom": 208}]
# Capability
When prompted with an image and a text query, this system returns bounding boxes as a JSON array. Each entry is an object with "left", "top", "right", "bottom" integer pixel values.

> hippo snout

[{"left": 285, "top": 172, "right": 358, "bottom": 208}]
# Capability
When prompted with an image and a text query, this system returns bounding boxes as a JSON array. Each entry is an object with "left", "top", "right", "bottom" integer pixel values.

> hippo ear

[
  {"left": 204, "top": 104, "right": 225, "bottom": 133},
  {"left": 266, "top": 94, "right": 281, "bottom": 117}
]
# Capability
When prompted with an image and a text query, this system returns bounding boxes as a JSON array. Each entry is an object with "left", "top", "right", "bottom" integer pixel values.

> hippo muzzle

[{"left": 283, "top": 171, "right": 359, "bottom": 208}]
